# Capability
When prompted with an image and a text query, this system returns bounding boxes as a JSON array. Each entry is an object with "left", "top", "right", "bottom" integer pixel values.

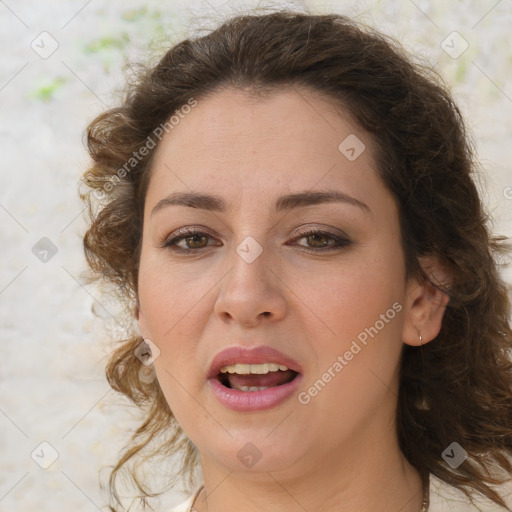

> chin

[{"left": 199, "top": 431, "right": 305, "bottom": 475}]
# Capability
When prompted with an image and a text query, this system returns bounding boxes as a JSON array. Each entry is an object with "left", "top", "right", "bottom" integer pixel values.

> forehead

[
  {"left": 156, "top": 86, "right": 368, "bottom": 155},
  {"left": 146, "top": 86, "right": 386, "bottom": 213}
]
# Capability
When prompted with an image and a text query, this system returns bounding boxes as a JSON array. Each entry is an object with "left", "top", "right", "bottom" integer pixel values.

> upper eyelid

[
  {"left": 165, "top": 222, "right": 349, "bottom": 238},
  {"left": 164, "top": 226, "right": 348, "bottom": 241}
]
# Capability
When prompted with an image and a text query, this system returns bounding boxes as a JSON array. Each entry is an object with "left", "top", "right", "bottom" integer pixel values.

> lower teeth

[{"left": 237, "top": 385, "right": 269, "bottom": 392}]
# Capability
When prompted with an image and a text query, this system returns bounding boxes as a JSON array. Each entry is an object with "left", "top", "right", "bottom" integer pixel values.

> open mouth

[{"left": 216, "top": 363, "right": 299, "bottom": 392}]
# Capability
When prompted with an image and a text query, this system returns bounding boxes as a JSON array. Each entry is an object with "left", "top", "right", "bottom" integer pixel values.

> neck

[{"left": 193, "top": 428, "right": 425, "bottom": 512}]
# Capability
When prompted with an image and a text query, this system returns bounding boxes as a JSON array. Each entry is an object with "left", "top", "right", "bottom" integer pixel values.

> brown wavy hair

[{"left": 80, "top": 9, "right": 512, "bottom": 510}]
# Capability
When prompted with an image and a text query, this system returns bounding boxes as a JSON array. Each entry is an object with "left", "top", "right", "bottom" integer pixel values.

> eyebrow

[{"left": 151, "top": 189, "right": 371, "bottom": 217}]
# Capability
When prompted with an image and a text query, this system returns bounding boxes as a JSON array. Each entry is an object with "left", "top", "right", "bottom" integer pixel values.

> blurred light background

[{"left": 1, "top": 1, "right": 511, "bottom": 510}]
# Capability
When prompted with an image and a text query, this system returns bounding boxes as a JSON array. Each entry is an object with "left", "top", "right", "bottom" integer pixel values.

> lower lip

[{"left": 208, "top": 374, "right": 303, "bottom": 412}]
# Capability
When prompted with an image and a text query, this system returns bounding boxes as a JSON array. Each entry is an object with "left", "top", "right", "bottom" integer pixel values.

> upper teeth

[{"left": 219, "top": 363, "right": 289, "bottom": 374}]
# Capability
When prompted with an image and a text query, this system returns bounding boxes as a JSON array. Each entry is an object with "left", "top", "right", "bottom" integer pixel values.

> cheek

[
  {"left": 297, "top": 248, "right": 405, "bottom": 345},
  {"left": 137, "top": 258, "right": 217, "bottom": 410},
  {"left": 138, "top": 254, "right": 213, "bottom": 340},
  {"left": 138, "top": 259, "right": 210, "bottom": 418},
  {"left": 298, "top": 243, "right": 406, "bottom": 409},
  {"left": 296, "top": 252, "right": 405, "bottom": 427}
]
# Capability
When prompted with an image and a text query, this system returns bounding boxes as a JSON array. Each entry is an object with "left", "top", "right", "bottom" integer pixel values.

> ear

[{"left": 401, "top": 255, "right": 451, "bottom": 347}]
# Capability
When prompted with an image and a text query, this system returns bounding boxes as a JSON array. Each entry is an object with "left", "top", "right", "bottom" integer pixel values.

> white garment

[
  {"left": 170, "top": 485, "right": 203, "bottom": 512},
  {"left": 428, "top": 473, "right": 508, "bottom": 511},
  {"left": 168, "top": 473, "right": 510, "bottom": 511}
]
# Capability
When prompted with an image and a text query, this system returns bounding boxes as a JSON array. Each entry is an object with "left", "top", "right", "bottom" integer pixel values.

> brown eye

[
  {"left": 161, "top": 228, "right": 220, "bottom": 254},
  {"left": 291, "top": 229, "right": 352, "bottom": 252},
  {"left": 184, "top": 233, "right": 209, "bottom": 249},
  {"left": 305, "top": 233, "right": 332, "bottom": 248}
]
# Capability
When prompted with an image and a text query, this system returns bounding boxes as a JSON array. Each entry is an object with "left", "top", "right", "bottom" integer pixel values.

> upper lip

[{"left": 207, "top": 345, "right": 303, "bottom": 379}]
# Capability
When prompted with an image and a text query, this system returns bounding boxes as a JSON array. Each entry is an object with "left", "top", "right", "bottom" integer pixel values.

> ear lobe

[{"left": 401, "top": 256, "right": 451, "bottom": 347}]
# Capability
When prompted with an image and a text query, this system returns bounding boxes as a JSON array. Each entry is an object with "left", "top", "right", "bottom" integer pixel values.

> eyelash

[{"left": 160, "top": 227, "right": 352, "bottom": 255}]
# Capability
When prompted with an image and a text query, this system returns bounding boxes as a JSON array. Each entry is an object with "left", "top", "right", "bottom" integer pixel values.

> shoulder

[
  {"left": 169, "top": 485, "right": 204, "bottom": 512},
  {"left": 428, "top": 473, "right": 511, "bottom": 511}
]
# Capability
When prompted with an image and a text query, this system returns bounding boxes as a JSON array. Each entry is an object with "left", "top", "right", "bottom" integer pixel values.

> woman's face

[{"left": 137, "top": 86, "right": 428, "bottom": 477}]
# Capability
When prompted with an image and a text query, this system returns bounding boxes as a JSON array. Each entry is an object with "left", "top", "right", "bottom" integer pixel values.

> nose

[{"left": 213, "top": 240, "right": 287, "bottom": 327}]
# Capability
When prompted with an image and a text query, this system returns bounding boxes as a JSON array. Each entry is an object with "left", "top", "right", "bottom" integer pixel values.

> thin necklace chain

[
  {"left": 190, "top": 473, "right": 430, "bottom": 512},
  {"left": 420, "top": 472, "right": 430, "bottom": 512}
]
